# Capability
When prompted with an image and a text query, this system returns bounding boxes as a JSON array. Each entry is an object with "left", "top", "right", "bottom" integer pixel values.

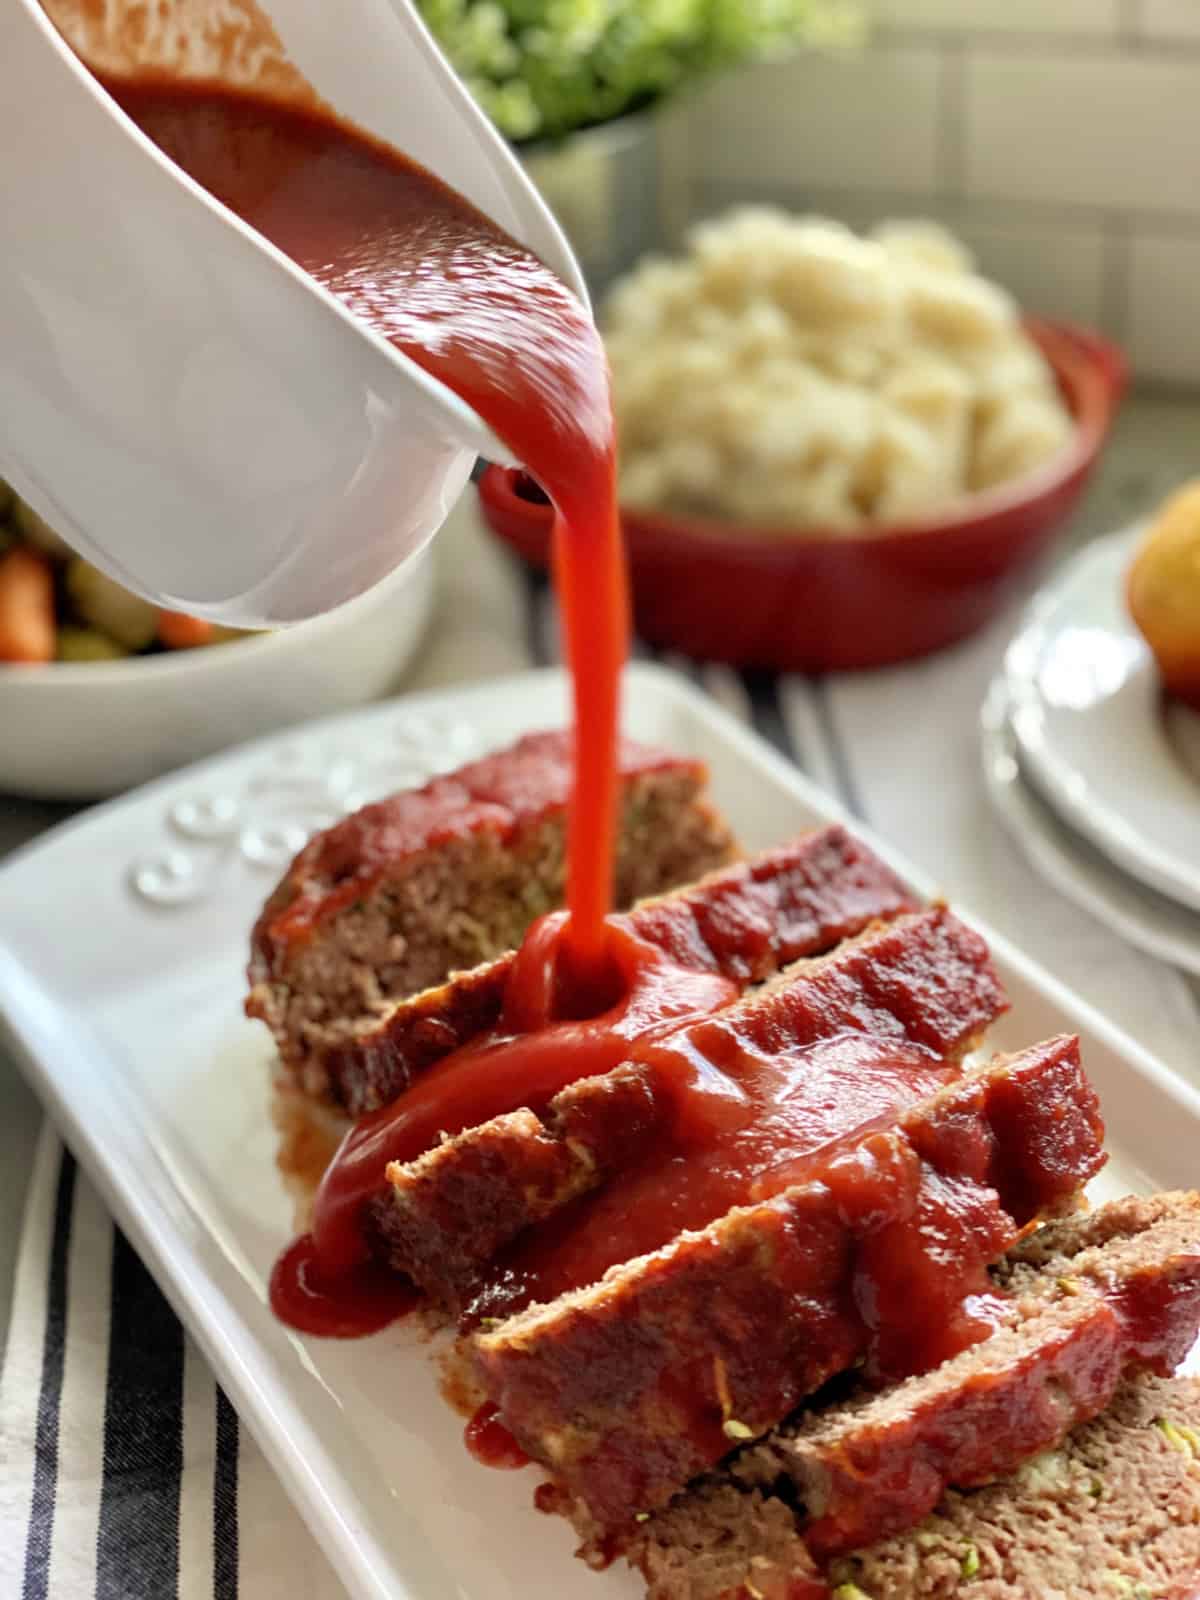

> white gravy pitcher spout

[{"left": 0, "top": 0, "right": 587, "bottom": 624}]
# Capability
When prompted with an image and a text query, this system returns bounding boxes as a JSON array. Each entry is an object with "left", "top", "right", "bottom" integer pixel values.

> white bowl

[{"left": 0, "top": 553, "right": 433, "bottom": 800}]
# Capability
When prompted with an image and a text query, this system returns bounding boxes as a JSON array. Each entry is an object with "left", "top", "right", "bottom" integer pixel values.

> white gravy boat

[{"left": 0, "top": 0, "right": 586, "bottom": 623}]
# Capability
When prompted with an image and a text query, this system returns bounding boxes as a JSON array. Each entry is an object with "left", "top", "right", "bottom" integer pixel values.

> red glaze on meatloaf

[
  {"left": 325, "top": 824, "right": 917, "bottom": 1116},
  {"left": 470, "top": 1036, "right": 1105, "bottom": 1533},
  {"left": 624, "top": 1201, "right": 1200, "bottom": 1600},
  {"left": 825, "top": 1371, "right": 1200, "bottom": 1600},
  {"left": 378, "top": 908, "right": 1001, "bottom": 1313},
  {"left": 734, "top": 1191, "right": 1200, "bottom": 1559}
]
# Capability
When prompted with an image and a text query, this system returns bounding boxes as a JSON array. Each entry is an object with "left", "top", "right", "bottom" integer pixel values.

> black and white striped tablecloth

[{"left": 3, "top": 501, "right": 1197, "bottom": 1598}]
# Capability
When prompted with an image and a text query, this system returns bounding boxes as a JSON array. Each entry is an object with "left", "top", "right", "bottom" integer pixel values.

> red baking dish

[{"left": 477, "top": 319, "right": 1125, "bottom": 672}]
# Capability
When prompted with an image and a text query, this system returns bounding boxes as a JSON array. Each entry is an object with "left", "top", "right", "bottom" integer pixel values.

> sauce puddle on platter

[
  {"left": 463, "top": 1403, "right": 530, "bottom": 1470},
  {"left": 269, "top": 1232, "right": 421, "bottom": 1338}
]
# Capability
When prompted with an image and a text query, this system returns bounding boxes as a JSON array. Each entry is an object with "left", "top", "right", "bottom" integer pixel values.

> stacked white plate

[{"left": 984, "top": 527, "right": 1200, "bottom": 975}]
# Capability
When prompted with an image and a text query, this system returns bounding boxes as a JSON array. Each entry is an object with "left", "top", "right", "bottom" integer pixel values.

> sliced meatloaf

[
  {"left": 377, "top": 907, "right": 1004, "bottom": 1310},
  {"left": 827, "top": 1372, "right": 1200, "bottom": 1600},
  {"left": 731, "top": 1191, "right": 1200, "bottom": 1558},
  {"left": 624, "top": 1195, "right": 1200, "bottom": 1600},
  {"left": 627, "top": 1374, "right": 1200, "bottom": 1600},
  {"left": 470, "top": 1035, "right": 1105, "bottom": 1531},
  {"left": 246, "top": 731, "right": 737, "bottom": 1105},
  {"left": 325, "top": 825, "right": 917, "bottom": 1116}
]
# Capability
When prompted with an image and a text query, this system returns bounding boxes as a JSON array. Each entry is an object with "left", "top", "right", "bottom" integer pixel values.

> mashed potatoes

[{"left": 605, "top": 213, "right": 1075, "bottom": 532}]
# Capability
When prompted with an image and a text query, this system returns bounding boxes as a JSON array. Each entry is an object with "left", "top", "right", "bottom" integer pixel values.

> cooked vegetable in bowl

[{"left": 0, "top": 481, "right": 253, "bottom": 664}]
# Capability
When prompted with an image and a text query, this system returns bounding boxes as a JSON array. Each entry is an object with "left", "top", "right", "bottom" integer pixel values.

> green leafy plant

[{"left": 417, "top": 0, "right": 860, "bottom": 144}]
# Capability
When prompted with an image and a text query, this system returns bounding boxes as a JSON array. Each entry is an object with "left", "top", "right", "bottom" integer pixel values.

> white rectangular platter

[{"left": 2, "top": 662, "right": 1198, "bottom": 1600}]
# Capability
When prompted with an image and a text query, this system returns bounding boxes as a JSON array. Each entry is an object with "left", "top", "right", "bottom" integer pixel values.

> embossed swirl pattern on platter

[{"left": 129, "top": 715, "right": 482, "bottom": 908}]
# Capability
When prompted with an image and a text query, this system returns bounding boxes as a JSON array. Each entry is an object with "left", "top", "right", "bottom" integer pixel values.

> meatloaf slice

[
  {"left": 376, "top": 1065, "right": 661, "bottom": 1309},
  {"left": 732, "top": 1191, "right": 1200, "bottom": 1559},
  {"left": 378, "top": 908, "right": 1003, "bottom": 1310},
  {"left": 624, "top": 1195, "right": 1200, "bottom": 1600},
  {"left": 327, "top": 825, "right": 916, "bottom": 1116},
  {"left": 246, "top": 731, "right": 737, "bottom": 1105},
  {"left": 627, "top": 1481, "right": 825, "bottom": 1600},
  {"left": 471, "top": 1035, "right": 1105, "bottom": 1531},
  {"left": 627, "top": 1374, "right": 1200, "bottom": 1600},
  {"left": 827, "top": 1372, "right": 1200, "bottom": 1600}
]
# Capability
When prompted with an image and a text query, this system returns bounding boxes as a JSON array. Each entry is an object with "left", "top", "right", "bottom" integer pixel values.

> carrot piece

[
  {"left": 0, "top": 546, "right": 55, "bottom": 664},
  {"left": 157, "top": 609, "right": 215, "bottom": 649}
]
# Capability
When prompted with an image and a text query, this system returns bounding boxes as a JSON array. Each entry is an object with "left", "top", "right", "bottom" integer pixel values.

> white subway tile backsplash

[
  {"left": 1136, "top": 0, "right": 1200, "bottom": 39},
  {"left": 678, "top": 25, "right": 1200, "bottom": 381},
  {"left": 1127, "top": 233, "right": 1200, "bottom": 382},
  {"left": 872, "top": 0, "right": 1120, "bottom": 34},
  {"left": 965, "top": 54, "right": 1200, "bottom": 217},
  {"left": 686, "top": 48, "right": 942, "bottom": 195}
]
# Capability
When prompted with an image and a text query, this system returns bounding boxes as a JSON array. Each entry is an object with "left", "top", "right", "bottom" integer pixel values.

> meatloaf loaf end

[
  {"left": 246, "top": 731, "right": 737, "bottom": 1104},
  {"left": 471, "top": 1034, "right": 1105, "bottom": 1531},
  {"left": 327, "top": 824, "right": 917, "bottom": 1116},
  {"left": 377, "top": 907, "right": 1003, "bottom": 1310}
]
